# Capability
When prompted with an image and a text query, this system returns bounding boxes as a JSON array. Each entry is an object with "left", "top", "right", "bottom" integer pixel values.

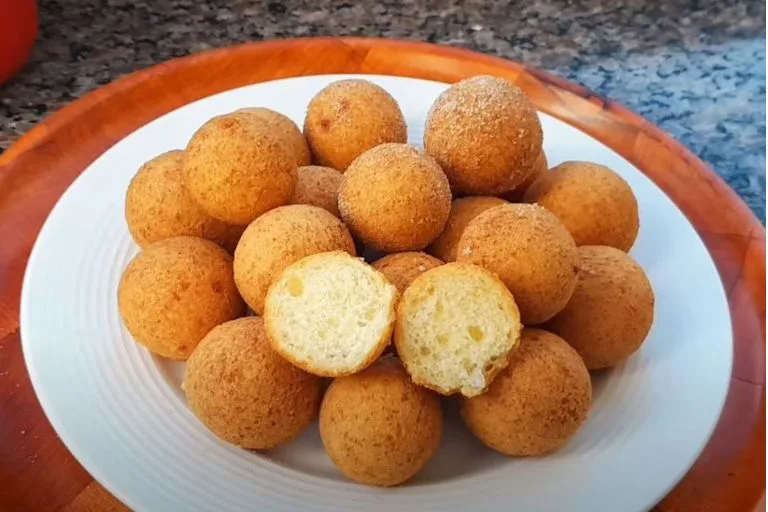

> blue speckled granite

[{"left": 1, "top": 0, "right": 764, "bottom": 220}]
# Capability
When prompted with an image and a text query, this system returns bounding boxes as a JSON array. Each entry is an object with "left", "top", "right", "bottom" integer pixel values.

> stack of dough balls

[{"left": 118, "top": 76, "right": 655, "bottom": 487}]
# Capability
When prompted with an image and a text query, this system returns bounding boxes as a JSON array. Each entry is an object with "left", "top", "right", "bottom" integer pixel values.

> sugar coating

[
  {"left": 424, "top": 75, "right": 543, "bottom": 195},
  {"left": 501, "top": 150, "right": 549, "bottom": 202}
]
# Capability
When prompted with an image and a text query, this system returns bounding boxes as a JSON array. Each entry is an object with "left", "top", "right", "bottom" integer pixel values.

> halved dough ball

[
  {"left": 233, "top": 205, "right": 355, "bottom": 314},
  {"left": 427, "top": 196, "right": 508, "bottom": 262},
  {"left": 304, "top": 79, "right": 407, "bottom": 170},
  {"left": 183, "top": 317, "right": 322, "bottom": 450},
  {"left": 236, "top": 107, "right": 311, "bottom": 166},
  {"left": 338, "top": 143, "right": 452, "bottom": 252},
  {"left": 394, "top": 263, "right": 522, "bottom": 397},
  {"left": 457, "top": 203, "right": 579, "bottom": 325},
  {"left": 523, "top": 161, "right": 639, "bottom": 251},
  {"left": 264, "top": 251, "right": 398, "bottom": 377},
  {"left": 125, "top": 150, "right": 244, "bottom": 252},
  {"left": 371, "top": 252, "right": 443, "bottom": 294},
  {"left": 424, "top": 75, "right": 543, "bottom": 195},
  {"left": 501, "top": 150, "right": 549, "bottom": 202},
  {"left": 460, "top": 328, "right": 592, "bottom": 456},
  {"left": 545, "top": 246, "right": 655, "bottom": 369},
  {"left": 118, "top": 236, "right": 245, "bottom": 360},
  {"left": 320, "top": 357, "right": 442, "bottom": 487},
  {"left": 184, "top": 112, "right": 297, "bottom": 225},
  {"left": 373, "top": 252, "right": 444, "bottom": 357},
  {"left": 289, "top": 165, "right": 343, "bottom": 217}
]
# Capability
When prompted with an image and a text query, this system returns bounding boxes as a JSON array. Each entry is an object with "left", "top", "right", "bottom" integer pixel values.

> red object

[{"left": 0, "top": 0, "right": 38, "bottom": 85}]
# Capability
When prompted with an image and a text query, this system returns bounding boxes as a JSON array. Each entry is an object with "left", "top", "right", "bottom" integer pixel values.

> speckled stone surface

[{"left": 1, "top": 0, "right": 765, "bottom": 220}]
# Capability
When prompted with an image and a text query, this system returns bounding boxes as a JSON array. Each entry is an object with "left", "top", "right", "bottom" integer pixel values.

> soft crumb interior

[
  {"left": 402, "top": 270, "right": 520, "bottom": 396},
  {"left": 269, "top": 256, "right": 396, "bottom": 372}
]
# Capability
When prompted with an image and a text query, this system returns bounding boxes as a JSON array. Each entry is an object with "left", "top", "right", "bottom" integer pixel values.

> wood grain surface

[{"left": 0, "top": 38, "right": 764, "bottom": 512}]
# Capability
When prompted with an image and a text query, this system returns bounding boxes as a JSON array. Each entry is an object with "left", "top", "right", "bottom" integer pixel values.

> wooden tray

[{"left": 0, "top": 38, "right": 764, "bottom": 512}]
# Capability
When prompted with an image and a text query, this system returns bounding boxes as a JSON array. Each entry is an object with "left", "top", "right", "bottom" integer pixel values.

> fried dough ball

[
  {"left": 184, "top": 112, "right": 297, "bottom": 225},
  {"left": 118, "top": 236, "right": 245, "bottom": 360},
  {"left": 523, "top": 161, "right": 639, "bottom": 251},
  {"left": 304, "top": 79, "right": 407, "bottom": 170},
  {"left": 236, "top": 107, "right": 311, "bottom": 166},
  {"left": 424, "top": 75, "right": 543, "bottom": 195},
  {"left": 265, "top": 252, "right": 397, "bottom": 377},
  {"left": 233, "top": 205, "right": 355, "bottom": 314},
  {"left": 460, "top": 328, "right": 591, "bottom": 456},
  {"left": 501, "top": 150, "right": 549, "bottom": 202},
  {"left": 545, "top": 246, "right": 655, "bottom": 369},
  {"left": 427, "top": 196, "right": 508, "bottom": 262},
  {"left": 183, "top": 317, "right": 323, "bottom": 450},
  {"left": 372, "top": 251, "right": 443, "bottom": 357},
  {"left": 125, "top": 150, "right": 244, "bottom": 252},
  {"left": 289, "top": 165, "right": 343, "bottom": 217},
  {"left": 456, "top": 203, "right": 579, "bottom": 325},
  {"left": 394, "top": 263, "right": 522, "bottom": 397},
  {"left": 371, "top": 252, "right": 443, "bottom": 294},
  {"left": 319, "top": 357, "right": 442, "bottom": 486},
  {"left": 338, "top": 143, "right": 451, "bottom": 253}
]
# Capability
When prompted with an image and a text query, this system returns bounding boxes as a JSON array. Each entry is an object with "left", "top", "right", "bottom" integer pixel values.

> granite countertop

[{"left": 1, "top": 0, "right": 765, "bottom": 220}]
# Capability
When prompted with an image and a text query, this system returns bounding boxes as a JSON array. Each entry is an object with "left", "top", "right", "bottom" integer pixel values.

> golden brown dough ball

[
  {"left": 501, "top": 150, "right": 549, "bottom": 202},
  {"left": 184, "top": 112, "right": 297, "bottom": 225},
  {"left": 265, "top": 251, "right": 397, "bottom": 377},
  {"left": 523, "top": 161, "right": 639, "bottom": 251},
  {"left": 213, "top": 224, "right": 248, "bottom": 254},
  {"left": 319, "top": 357, "right": 442, "bottom": 486},
  {"left": 118, "top": 236, "right": 245, "bottom": 360},
  {"left": 424, "top": 75, "right": 543, "bottom": 195},
  {"left": 233, "top": 205, "right": 355, "bottom": 314},
  {"left": 427, "top": 196, "right": 508, "bottom": 262},
  {"left": 456, "top": 203, "right": 579, "bottom": 325},
  {"left": 460, "top": 328, "right": 591, "bottom": 456},
  {"left": 338, "top": 143, "right": 452, "bottom": 253},
  {"left": 394, "top": 263, "right": 522, "bottom": 397},
  {"left": 371, "top": 252, "right": 443, "bottom": 294},
  {"left": 545, "top": 246, "right": 655, "bottom": 369},
  {"left": 236, "top": 107, "right": 311, "bottom": 166},
  {"left": 183, "top": 317, "right": 323, "bottom": 450},
  {"left": 125, "top": 150, "right": 244, "bottom": 252},
  {"left": 289, "top": 165, "right": 343, "bottom": 217},
  {"left": 304, "top": 79, "right": 408, "bottom": 170}
]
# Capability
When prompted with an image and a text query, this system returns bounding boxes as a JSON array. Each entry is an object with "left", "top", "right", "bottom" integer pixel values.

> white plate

[{"left": 21, "top": 74, "right": 732, "bottom": 512}]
